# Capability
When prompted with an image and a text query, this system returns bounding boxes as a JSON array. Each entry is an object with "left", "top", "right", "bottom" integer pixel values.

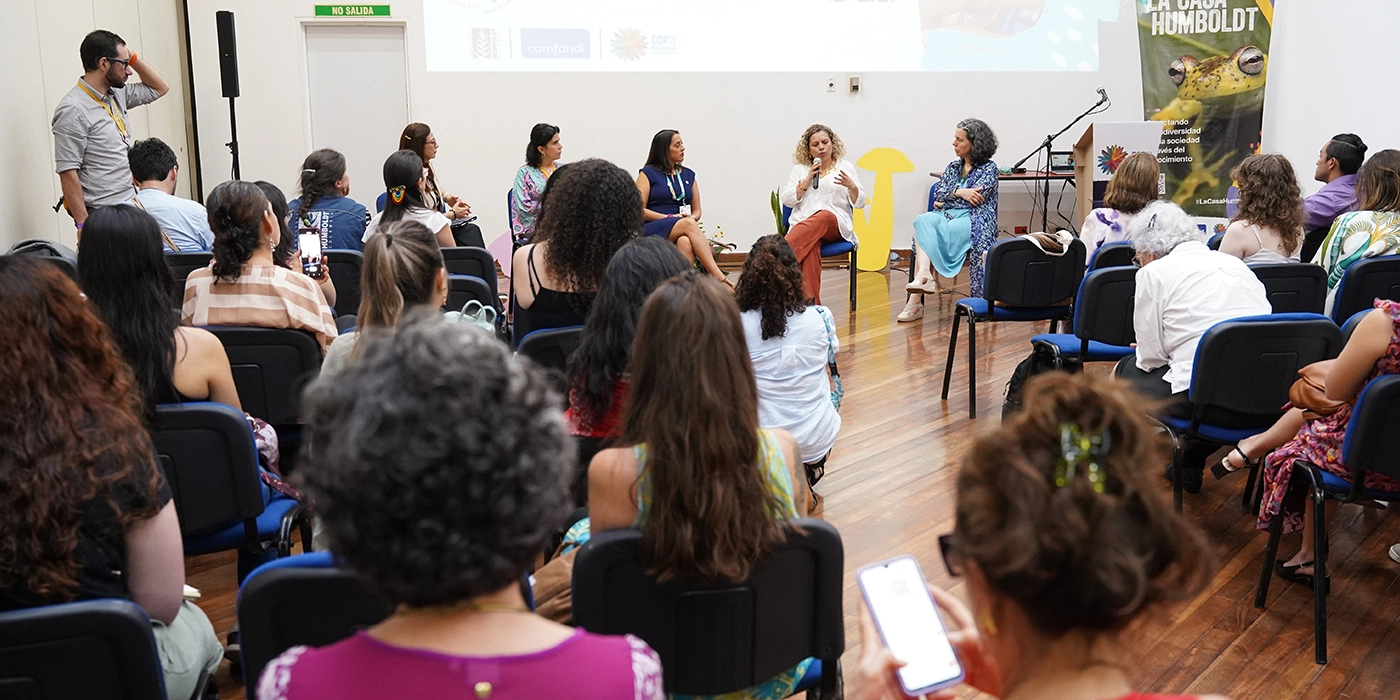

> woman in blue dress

[
  {"left": 898, "top": 119, "right": 1000, "bottom": 323},
  {"left": 636, "top": 130, "right": 731, "bottom": 286}
]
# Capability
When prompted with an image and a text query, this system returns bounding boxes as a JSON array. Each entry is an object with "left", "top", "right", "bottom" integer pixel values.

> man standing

[
  {"left": 1300, "top": 133, "right": 1368, "bottom": 263},
  {"left": 130, "top": 138, "right": 213, "bottom": 252},
  {"left": 52, "top": 29, "right": 169, "bottom": 235}
]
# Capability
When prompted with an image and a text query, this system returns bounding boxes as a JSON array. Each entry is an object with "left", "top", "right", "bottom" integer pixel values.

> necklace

[{"left": 664, "top": 167, "right": 687, "bottom": 203}]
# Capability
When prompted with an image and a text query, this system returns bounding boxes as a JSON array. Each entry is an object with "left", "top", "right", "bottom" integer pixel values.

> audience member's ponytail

[
  {"left": 295, "top": 149, "right": 348, "bottom": 226},
  {"left": 380, "top": 150, "right": 429, "bottom": 225},
  {"left": 207, "top": 180, "right": 270, "bottom": 283},
  {"left": 734, "top": 234, "right": 808, "bottom": 340},
  {"left": 358, "top": 220, "right": 443, "bottom": 330}
]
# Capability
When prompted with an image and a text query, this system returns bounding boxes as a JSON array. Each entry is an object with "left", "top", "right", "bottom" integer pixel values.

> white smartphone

[
  {"left": 857, "top": 556, "right": 965, "bottom": 696},
  {"left": 298, "top": 229, "right": 325, "bottom": 280}
]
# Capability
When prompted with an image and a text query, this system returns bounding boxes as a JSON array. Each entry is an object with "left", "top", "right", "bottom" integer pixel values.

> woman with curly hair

[
  {"left": 260, "top": 313, "right": 663, "bottom": 699},
  {"left": 511, "top": 159, "right": 641, "bottom": 345},
  {"left": 780, "top": 123, "right": 867, "bottom": 305},
  {"left": 901, "top": 118, "right": 1000, "bottom": 322},
  {"left": 1219, "top": 153, "right": 1303, "bottom": 264},
  {"left": 735, "top": 235, "right": 841, "bottom": 491},
  {"left": 0, "top": 257, "right": 223, "bottom": 699},
  {"left": 1080, "top": 151, "right": 1159, "bottom": 263},
  {"left": 182, "top": 180, "right": 338, "bottom": 353}
]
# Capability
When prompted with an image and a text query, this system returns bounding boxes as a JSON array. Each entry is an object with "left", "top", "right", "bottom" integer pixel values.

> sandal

[
  {"left": 1211, "top": 446, "right": 1258, "bottom": 480},
  {"left": 1275, "top": 560, "right": 1331, "bottom": 592}
]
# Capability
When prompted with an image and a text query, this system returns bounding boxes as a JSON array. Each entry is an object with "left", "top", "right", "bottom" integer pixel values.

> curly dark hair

[
  {"left": 536, "top": 158, "right": 641, "bottom": 303},
  {"left": 735, "top": 235, "right": 808, "bottom": 340},
  {"left": 957, "top": 118, "right": 999, "bottom": 166},
  {"left": 567, "top": 238, "right": 690, "bottom": 431},
  {"left": 0, "top": 257, "right": 163, "bottom": 601},
  {"left": 207, "top": 180, "right": 271, "bottom": 283},
  {"left": 1231, "top": 153, "right": 1304, "bottom": 256},
  {"left": 297, "top": 310, "right": 573, "bottom": 607},
  {"left": 954, "top": 372, "right": 1215, "bottom": 637}
]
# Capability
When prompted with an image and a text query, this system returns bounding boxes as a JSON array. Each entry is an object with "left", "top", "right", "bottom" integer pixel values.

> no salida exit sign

[{"left": 314, "top": 5, "right": 391, "bottom": 17}]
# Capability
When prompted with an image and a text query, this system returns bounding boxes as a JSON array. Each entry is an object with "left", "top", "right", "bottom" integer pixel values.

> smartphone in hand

[
  {"left": 298, "top": 229, "right": 325, "bottom": 280},
  {"left": 857, "top": 556, "right": 965, "bottom": 696}
]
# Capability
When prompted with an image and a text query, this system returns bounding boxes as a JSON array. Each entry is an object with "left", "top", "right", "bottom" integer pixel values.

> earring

[{"left": 980, "top": 610, "right": 998, "bottom": 636}]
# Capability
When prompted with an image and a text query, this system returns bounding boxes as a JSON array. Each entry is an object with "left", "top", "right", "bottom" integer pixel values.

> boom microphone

[
  {"left": 1096, "top": 86, "right": 1109, "bottom": 104},
  {"left": 812, "top": 157, "right": 821, "bottom": 189}
]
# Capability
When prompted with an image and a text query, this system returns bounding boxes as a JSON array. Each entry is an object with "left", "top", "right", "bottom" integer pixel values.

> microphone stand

[{"left": 1012, "top": 94, "right": 1108, "bottom": 233}]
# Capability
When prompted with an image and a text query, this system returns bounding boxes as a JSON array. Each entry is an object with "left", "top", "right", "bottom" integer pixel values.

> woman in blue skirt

[{"left": 636, "top": 129, "right": 731, "bottom": 287}]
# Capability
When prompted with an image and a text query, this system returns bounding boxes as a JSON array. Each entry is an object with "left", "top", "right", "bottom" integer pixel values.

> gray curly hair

[
  {"left": 1127, "top": 200, "right": 1205, "bottom": 258},
  {"left": 957, "top": 118, "right": 999, "bottom": 166},
  {"left": 296, "top": 309, "right": 573, "bottom": 607}
]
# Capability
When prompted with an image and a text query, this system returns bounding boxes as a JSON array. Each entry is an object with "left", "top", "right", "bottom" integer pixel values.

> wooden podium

[{"left": 1073, "top": 122, "right": 1167, "bottom": 222}]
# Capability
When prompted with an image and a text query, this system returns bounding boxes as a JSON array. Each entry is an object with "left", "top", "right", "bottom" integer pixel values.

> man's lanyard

[
  {"left": 664, "top": 169, "right": 687, "bottom": 202},
  {"left": 76, "top": 80, "right": 129, "bottom": 142}
]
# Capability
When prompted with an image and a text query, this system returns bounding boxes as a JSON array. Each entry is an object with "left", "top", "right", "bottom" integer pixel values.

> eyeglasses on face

[
  {"left": 938, "top": 533, "right": 963, "bottom": 577},
  {"left": 105, "top": 56, "right": 131, "bottom": 67}
]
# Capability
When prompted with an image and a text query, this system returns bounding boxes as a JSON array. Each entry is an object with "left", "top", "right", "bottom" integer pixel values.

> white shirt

[
  {"left": 363, "top": 206, "right": 450, "bottom": 243},
  {"left": 1133, "top": 241, "right": 1272, "bottom": 393},
  {"left": 779, "top": 160, "right": 867, "bottom": 245},
  {"left": 135, "top": 188, "right": 215, "bottom": 252},
  {"left": 741, "top": 306, "right": 841, "bottom": 464}
]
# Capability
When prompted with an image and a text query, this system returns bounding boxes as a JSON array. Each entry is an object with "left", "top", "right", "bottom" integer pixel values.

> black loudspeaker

[{"left": 216, "top": 11, "right": 239, "bottom": 99}]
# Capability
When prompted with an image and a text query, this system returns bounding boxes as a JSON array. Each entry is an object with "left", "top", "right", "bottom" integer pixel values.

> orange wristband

[{"left": 129, "top": 52, "right": 138, "bottom": 64}]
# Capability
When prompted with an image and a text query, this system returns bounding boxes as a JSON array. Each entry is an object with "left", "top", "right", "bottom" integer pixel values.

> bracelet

[
  {"left": 76, "top": 222, "right": 84, "bottom": 229},
  {"left": 129, "top": 52, "right": 138, "bottom": 64}
]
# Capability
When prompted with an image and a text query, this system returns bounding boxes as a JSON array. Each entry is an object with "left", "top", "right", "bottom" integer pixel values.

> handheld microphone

[
  {"left": 1096, "top": 86, "right": 1109, "bottom": 104},
  {"left": 812, "top": 157, "right": 821, "bottom": 189}
]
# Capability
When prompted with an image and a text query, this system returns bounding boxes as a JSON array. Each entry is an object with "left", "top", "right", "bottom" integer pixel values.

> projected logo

[
  {"left": 471, "top": 29, "right": 502, "bottom": 58},
  {"left": 521, "top": 29, "right": 590, "bottom": 59},
  {"left": 1097, "top": 145, "right": 1128, "bottom": 175},
  {"left": 611, "top": 28, "right": 648, "bottom": 61}
]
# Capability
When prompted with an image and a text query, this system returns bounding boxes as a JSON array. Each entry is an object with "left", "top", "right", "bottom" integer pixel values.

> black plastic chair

[
  {"left": 1329, "top": 255, "right": 1400, "bottom": 323},
  {"left": 1207, "top": 230, "right": 1226, "bottom": 250},
  {"left": 517, "top": 326, "right": 583, "bottom": 376},
  {"left": 1341, "top": 308, "right": 1370, "bottom": 345},
  {"left": 782, "top": 206, "right": 858, "bottom": 310},
  {"left": 573, "top": 519, "right": 844, "bottom": 697},
  {"left": 446, "top": 273, "right": 502, "bottom": 313},
  {"left": 1250, "top": 262, "right": 1327, "bottom": 314},
  {"left": 441, "top": 246, "right": 498, "bottom": 285},
  {"left": 237, "top": 552, "right": 392, "bottom": 689},
  {"left": 165, "top": 252, "right": 213, "bottom": 305},
  {"left": 943, "top": 237, "right": 1086, "bottom": 418},
  {"left": 204, "top": 327, "right": 322, "bottom": 427},
  {"left": 0, "top": 598, "right": 202, "bottom": 699},
  {"left": 1255, "top": 374, "right": 1400, "bottom": 665},
  {"left": 1088, "top": 240, "right": 1136, "bottom": 270},
  {"left": 1152, "top": 314, "right": 1344, "bottom": 511},
  {"left": 323, "top": 249, "right": 363, "bottom": 317},
  {"left": 152, "top": 403, "right": 311, "bottom": 578},
  {"left": 1030, "top": 266, "right": 1137, "bottom": 366}
]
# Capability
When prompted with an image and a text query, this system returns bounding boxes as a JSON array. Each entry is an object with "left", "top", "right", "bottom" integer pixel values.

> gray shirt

[
  {"left": 52, "top": 79, "right": 161, "bottom": 208},
  {"left": 135, "top": 188, "right": 215, "bottom": 252}
]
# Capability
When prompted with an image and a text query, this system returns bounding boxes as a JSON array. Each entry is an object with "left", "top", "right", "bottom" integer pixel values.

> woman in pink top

[{"left": 257, "top": 314, "right": 662, "bottom": 699}]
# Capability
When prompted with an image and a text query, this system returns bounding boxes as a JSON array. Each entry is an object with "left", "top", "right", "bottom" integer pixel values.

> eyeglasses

[
  {"left": 105, "top": 56, "right": 131, "bottom": 67},
  {"left": 938, "top": 534, "right": 963, "bottom": 577}
]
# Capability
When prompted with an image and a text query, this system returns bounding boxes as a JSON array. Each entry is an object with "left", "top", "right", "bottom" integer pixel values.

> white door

[{"left": 305, "top": 24, "right": 408, "bottom": 215}]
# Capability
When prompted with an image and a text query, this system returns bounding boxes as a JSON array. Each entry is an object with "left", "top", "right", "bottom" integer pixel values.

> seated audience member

[
  {"left": 259, "top": 313, "right": 663, "bottom": 699},
  {"left": 781, "top": 123, "right": 867, "bottom": 306},
  {"left": 735, "top": 235, "right": 842, "bottom": 493},
  {"left": 1114, "top": 201, "right": 1270, "bottom": 492},
  {"left": 1218, "top": 153, "right": 1303, "bottom": 264},
  {"left": 322, "top": 221, "right": 448, "bottom": 375},
  {"left": 512, "top": 122, "right": 561, "bottom": 245},
  {"left": 1079, "top": 151, "right": 1159, "bottom": 262},
  {"left": 0, "top": 257, "right": 222, "bottom": 700},
  {"left": 364, "top": 150, "right": 453, "bottom": 248},
  {"left": 182, "top": 180, "right": 338, "bottom": 353},
  {"left": 288, "top": 149, "right": 368, "bottom": 251},
  {"left": 400, "top": 122, "right": 484, "bottom": 248},
  {"left": 855, "top": 373, "right": 1221, "bottom": 700},
  {"left": 565, "top": 237, "right": 690, "bottom": 439},
  {"left": 581, "top": 273, "right": 810, "bottom": 698},
  {"left": 129, "top": 137, "right": 214, "bottom": 252},
  {"left": 1301, "top": 134, "right": 1368, "bottom": 263},
  {"left": 260, "top": 180, "right": 337, "bottom": 310},
  {"left": 511, "top": 159, "right": 640, "bottom": 342},
  {"left": 1315, "top": 149, "right": 1400, "bottom": 314},
  {"left": 636, "top": 129, "right": 730, "bottom": 285}
]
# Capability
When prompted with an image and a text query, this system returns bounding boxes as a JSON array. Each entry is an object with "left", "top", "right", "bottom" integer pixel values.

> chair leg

[
  {"left": 942, "top": 312, "right": 961, "bottom": 400},
  {"left": 1172, "top": 441, "right": 1183, "bottom": 512},
  {"left": 848, "top": 252, "right": 857, "bottom": 311},
  {"left": 967, "top": 316, "right": 978, "bottom": 419},
  {"left": 1313, "top": 487, "right": 1329, "bottom": 664},
  {"left": 1242, "top": 458, "right": 1261, "bottom": 512},
  {"left": 1254, "top": 503, "right": 1284, "bottom": 608}
]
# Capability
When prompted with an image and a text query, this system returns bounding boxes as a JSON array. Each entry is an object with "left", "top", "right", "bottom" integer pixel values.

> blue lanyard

[{"left": 664, "top": 169, "right": 687, "bottom": 202}]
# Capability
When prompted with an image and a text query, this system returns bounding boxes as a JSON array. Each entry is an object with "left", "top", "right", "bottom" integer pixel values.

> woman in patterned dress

[
  {"left": 1312, "top": 149, "right": 1400, "bottom": 315},
  {"left": 511, "top": 122, "right": 562, "bottom": 245}
]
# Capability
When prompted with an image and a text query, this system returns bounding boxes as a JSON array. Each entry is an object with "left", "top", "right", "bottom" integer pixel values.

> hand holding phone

[
  {"left": 857, "top": 557, "right": 966, "bottom": 697},
  {"left": 298, "top": 229, "right": 325, "bottom": 280}
]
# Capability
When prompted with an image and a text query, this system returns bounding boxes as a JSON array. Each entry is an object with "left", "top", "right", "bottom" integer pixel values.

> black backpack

[{"left": 1002, "top": 344, "right": 1082, "bottom": 419}]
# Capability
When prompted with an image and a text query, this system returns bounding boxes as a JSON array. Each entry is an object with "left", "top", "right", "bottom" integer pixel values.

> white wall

[{"left": 1, "top": 0, "right": 193, "bottom": 249}]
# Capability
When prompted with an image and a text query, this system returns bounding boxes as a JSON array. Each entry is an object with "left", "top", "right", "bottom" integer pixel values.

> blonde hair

[
  {"left": 793, "top": 124, "right": 845, "bottom": 166},
  {"left": 358, "top": 221, "right": 444, "bottom": 331}
]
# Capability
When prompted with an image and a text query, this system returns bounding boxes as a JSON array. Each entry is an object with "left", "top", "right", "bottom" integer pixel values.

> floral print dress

[
  {"left": 912, "top": 159, "right": 1000, "bottom": 297},
  {"left": 1257, "top": 299, "right": 1400, "bottom": 534}
]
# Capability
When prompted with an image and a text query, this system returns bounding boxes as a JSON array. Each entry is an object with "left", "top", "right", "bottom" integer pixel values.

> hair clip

[
  {"left": 389, "top": 185, "right": 407, "bottom": 204},
  {"left": 302, "top": 168, "right": 316, "bottom": 174},
  {"left": 1052, "top": 422, "right": 1111, "bottom": 493},
  {"left": 383, "top": 233, "right": 393, "bottom": 247}
]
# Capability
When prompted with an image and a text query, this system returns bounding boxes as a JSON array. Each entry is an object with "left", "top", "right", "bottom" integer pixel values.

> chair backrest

[
  {"left": 573, "top": 519, "right": 844, "bottom": 696},
  {"left": 446, "top": 274, "right": 500, "bottom": 314},
  {"left": 516, "top": 326, "right": 583, "bottom": 374},
  {"left": 983, "top": 237, "right": 1086, "bottom": 306},
  {"left": 1087, "top": 241, "right": 1135, "bottom": 270},
  {"left": 781, "top": 205, "right": 792, "bottom": 231},
  {"left": 1331, "top": 255, "right": 1400, "bottom": 323},
  {"left": 1341, "top": 375, "right": 1400, "bottom": 483},
  {"left": 238, "top": 553, "right": 392, "bottom": 690},
  {"left": 1188, "top": 313, "right": 1344, "bottom": 417},
  {"left": 323, "top": 249, "right": 363, "bottom": 317},
  {"left": 441, "top": 246, "right": 498, "bottom": 284},
  {"left": 1249, "top": 262, "right": 1327, "bottom": 314},
  {"left": 1073, "top": 267, "right": 1137, "bottom": 347},
  {"left": 375, "top": 191, "right": 386, "bottom": 213},
  {"left": 1341, "top": 308, "right": 1371, "bottom": 345},
  {"left": 1207, "top": 230, "right": 1226, "bottom": 250},
  {"left": 0, "top": 599, "right": 167, "bottom": 700},
  {"left": 152, "top": 402, "right": 266, "bottom": 543},
  {"left": 205, "top": 327, "right": 323, "bottom": 426},
  {"left": 165, "top": 251, "right": 213, "bottom": 305}
]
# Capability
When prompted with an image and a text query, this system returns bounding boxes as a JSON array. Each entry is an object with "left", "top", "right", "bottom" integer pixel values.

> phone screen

[
  {"left": 298, "top": 230, "right": 324, "bottom": 279},
  {"left": 857, "top": 556, "right": 964, "bottom": 695}
]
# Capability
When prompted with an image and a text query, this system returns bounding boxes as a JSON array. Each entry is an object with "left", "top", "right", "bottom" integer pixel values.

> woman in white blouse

[
  {"left": 780, "top": 124, "right": 866, "bottom": 305},
  {"left": 363, "top": 150, "right": 453, "bottom": 248},
  {"left": 734, "top": 235, "right": 841, "bottom": 496}
]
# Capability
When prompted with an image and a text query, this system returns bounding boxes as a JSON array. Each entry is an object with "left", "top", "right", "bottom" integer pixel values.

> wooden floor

[{"left": 190, "top": 265, "right": 1400, "bottom": 700}]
